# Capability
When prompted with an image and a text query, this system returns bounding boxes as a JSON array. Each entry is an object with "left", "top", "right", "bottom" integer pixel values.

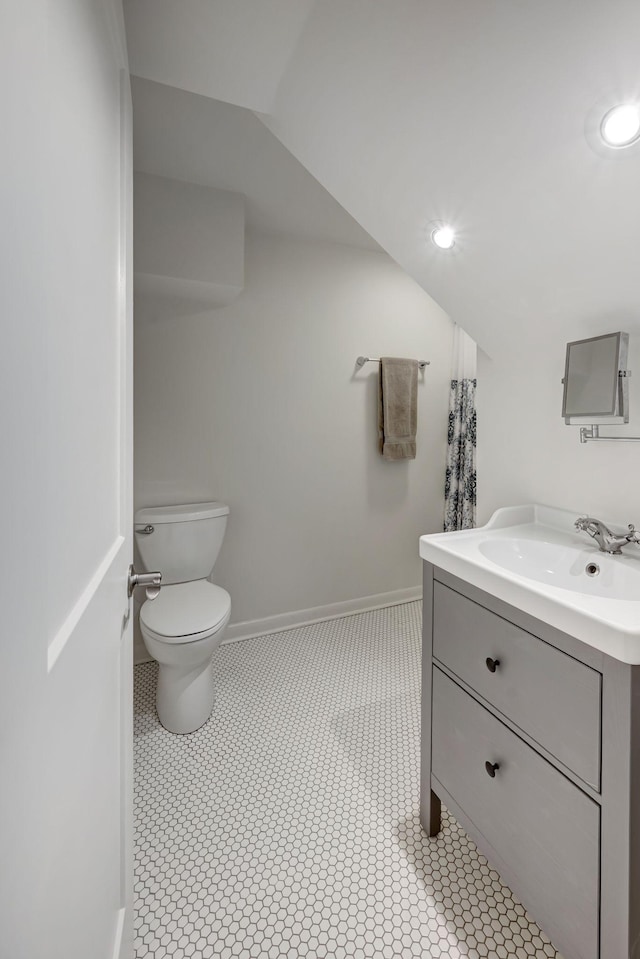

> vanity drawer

[
  {"left": 433, "top": 581, "right": 601, "bottom": 788},
  {"left": 432, "top": 668, "right": 599, "bottom": 959}
]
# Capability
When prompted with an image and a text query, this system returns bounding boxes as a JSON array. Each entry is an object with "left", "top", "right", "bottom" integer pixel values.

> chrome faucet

[{"left": 574, "top": 516, "right": 640, "bottom": 554}]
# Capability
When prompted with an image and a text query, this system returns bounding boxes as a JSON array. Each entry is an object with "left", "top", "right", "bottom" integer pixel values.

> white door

[{"left": 1, "top": 3, "right": 134, "bottom": 958}]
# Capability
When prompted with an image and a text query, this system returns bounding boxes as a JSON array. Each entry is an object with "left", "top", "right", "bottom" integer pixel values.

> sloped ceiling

[
  {"left": 123, "top": 0, "right": 315, "bottom": 112},
  {"left": 131, "top": 76, "right": 381, "bottom": 251},
  {"left": 124, "top": 0, "right": 640, "bottom": 357}
]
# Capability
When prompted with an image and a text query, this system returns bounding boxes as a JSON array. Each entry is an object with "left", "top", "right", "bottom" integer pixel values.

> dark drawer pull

[
  {"left": 486, "top": 657, "right": 501, "bottom": 673},
  {"left": 485, "top": 760, "right": 500, "bottom": 778}
]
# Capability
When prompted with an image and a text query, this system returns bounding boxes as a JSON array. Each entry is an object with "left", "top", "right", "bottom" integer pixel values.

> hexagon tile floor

[{"left": 134, "top": 600, "right": 561, "bottom": 959}]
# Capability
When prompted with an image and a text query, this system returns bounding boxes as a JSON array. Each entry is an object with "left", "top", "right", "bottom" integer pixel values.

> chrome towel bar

[{"left": 356, "top": 355, "right": 429, "bottom": 370}]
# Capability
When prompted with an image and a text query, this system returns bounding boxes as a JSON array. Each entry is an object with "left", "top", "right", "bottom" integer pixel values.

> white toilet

[{"left": 135, "top": 502, "right": 231, "bottom": 734}]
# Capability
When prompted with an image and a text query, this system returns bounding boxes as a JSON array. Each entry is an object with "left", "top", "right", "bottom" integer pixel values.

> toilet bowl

[
  {"left": 140, "top": 580, "right": 231, "bottom": 733},
  {"left": 135, "top": 502, "right": 231, "bottom": 734}
]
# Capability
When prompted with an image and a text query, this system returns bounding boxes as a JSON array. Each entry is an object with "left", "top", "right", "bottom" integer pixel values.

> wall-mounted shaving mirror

[{"left": 562, "top": 331, "right": 629, "bottom": 425}]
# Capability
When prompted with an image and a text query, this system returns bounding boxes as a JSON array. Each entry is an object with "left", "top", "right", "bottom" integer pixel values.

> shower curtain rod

[{"left": 356, "top": 355, "right": 430, "bottom": 370}]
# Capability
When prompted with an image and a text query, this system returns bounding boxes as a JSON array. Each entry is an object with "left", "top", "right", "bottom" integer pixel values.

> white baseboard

[
  {"left": 223, "top": 586, "right": 422, "bottom": 644},
  {"left": 133, "top": 586, "right": 422, "bottom": 665}
]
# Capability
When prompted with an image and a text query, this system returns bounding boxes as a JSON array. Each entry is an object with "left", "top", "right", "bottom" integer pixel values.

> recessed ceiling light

[
  {"left": 601, "top": 104, "right": 640, "bottom": 147},
  {"left": 431, "top": 225, "right": 455, "bottom": 250}
]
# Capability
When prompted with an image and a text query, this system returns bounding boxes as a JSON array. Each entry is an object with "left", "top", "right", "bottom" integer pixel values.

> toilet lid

[{"left": 140, "top": 580, "right": 231, "bottom": 641}]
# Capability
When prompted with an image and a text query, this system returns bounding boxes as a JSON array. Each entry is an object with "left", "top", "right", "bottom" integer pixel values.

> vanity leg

[
  {"left": 429, "top": 790, "right": 442, "bottom": 835},
  {"left": 420, "top": 562, "right": 441, "bottom": 836},
  {"left": 421, "top": 789, "right": 441, "bottom": 836}
]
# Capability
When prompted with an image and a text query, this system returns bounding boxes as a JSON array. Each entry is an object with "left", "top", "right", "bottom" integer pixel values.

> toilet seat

[{"left": 140, "top": 580, "right": 231, "bottom": 644}]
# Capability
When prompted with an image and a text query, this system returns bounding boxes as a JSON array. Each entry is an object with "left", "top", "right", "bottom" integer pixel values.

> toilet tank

[{"left": 134, "top": 502, "right": 229, "bottom": 585}]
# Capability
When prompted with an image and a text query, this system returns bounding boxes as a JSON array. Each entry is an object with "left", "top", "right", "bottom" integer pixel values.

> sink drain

[{"left": 585, "top": 562, "right": 600, "bottom": 577}]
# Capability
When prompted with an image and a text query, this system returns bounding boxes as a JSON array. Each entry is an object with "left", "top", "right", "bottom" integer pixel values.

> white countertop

[{"left": 419, "top": 504, "right": 640, "bottom": 664}]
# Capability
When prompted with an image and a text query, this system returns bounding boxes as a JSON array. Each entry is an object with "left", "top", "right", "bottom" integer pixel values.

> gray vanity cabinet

[{"left": 421, "top": 562, "right": 640, "bottom": 959}]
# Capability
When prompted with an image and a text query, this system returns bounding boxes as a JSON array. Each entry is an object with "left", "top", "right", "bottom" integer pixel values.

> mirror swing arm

[
  {"left": 579, "top": 372, "right": 640, "bottom": 443},
  {"left": 562, "top": 331, "right": 640, "bottom": 443}
]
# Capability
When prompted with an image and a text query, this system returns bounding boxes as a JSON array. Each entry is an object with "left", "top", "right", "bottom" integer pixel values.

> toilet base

[
  {"left": 140, "top": 596, "right": 231, "bottom": 735},
  {"left": 156, "top": 658, "right": 215, "bottom": 734}
]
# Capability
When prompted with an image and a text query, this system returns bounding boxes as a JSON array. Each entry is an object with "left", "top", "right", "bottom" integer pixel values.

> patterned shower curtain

[{"left": 444, "top": 325, "right": 477, "bottom": 531}]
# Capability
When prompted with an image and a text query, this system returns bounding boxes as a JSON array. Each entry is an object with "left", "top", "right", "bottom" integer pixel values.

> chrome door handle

[{"left": 128, "top": 564, "right": 162, "bottom": 600}]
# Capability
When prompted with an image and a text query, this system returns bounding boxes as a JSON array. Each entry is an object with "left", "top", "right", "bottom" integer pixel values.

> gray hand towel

[{"left": 378, "top": 357, "right": 419, "bottom": 460}]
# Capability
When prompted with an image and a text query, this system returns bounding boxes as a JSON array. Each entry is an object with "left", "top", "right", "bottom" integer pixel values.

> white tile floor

[{"left": 134, "top": 601, "right": 561, "bottom": 958}]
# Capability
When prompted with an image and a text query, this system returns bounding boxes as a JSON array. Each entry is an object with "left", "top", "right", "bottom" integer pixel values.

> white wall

[
  {"left": 135, "top": 233, "right": 453, "bottom": 644},
  {"left": 477, "top": 320, "right": 640, "bottom": 529},
  {"left": 134, "top": 173, "right": 245, "bottom": 314}
]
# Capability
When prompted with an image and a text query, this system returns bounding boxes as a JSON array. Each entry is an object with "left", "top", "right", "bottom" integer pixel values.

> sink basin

[
  {"left": 419, "top": 504, "right": 640, "bottom": 663},
  {"left": 478, "top": 537, "right": 640, "bottom": 600}
]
